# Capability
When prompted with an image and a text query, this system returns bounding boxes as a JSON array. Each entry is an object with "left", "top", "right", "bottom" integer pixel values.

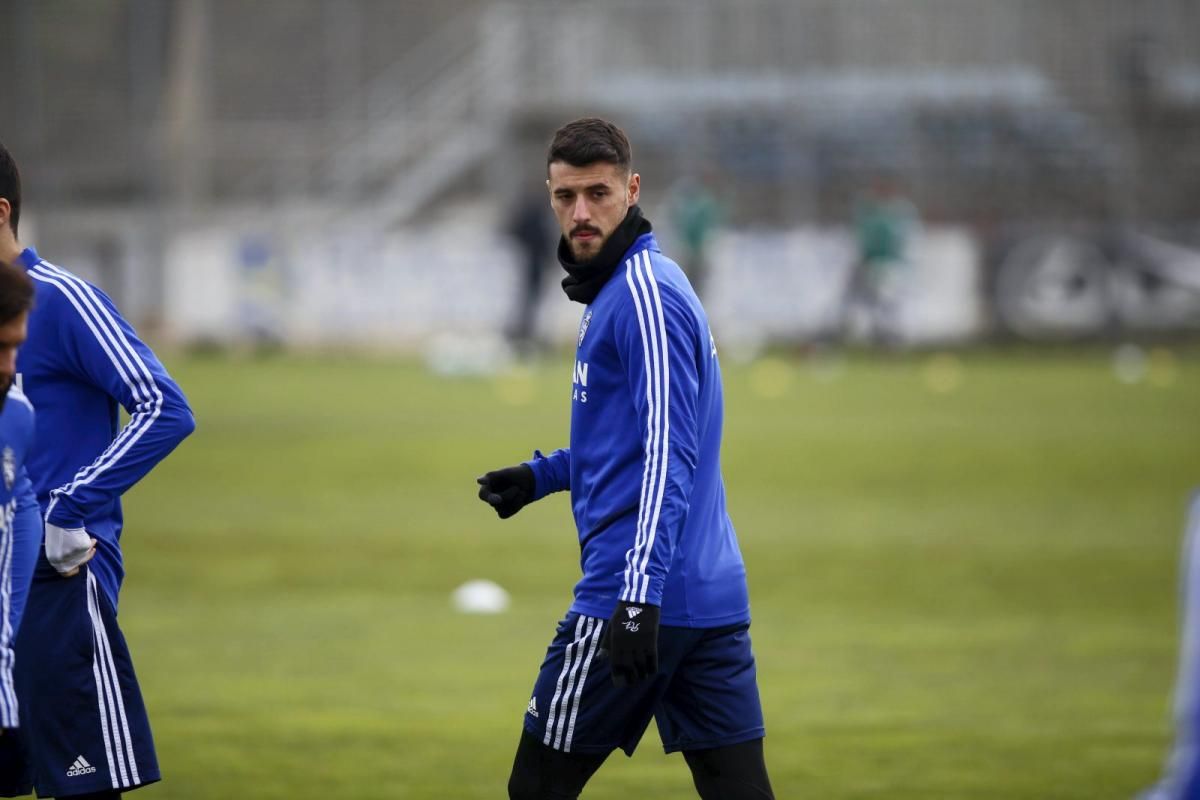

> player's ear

[
  {"left": 627, "top": 173, "right": 640, "bottom": 207},
  {"left": 0, "top": 198, "right": 10, "bottom": 232}
]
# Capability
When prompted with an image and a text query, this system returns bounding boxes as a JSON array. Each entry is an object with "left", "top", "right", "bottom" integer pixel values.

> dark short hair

[
  {"left": 0, "top": 142, "right": 19, "bottom": 237},
  {"left": 0, "top": 262, "right": 33, "bottom": 325},
  {"left": 547, "top": 118, "right": 632, "bottom": 174}
]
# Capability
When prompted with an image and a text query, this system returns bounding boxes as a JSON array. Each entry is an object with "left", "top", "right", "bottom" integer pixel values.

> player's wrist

[
  {"left": 609, "top": 601, "right": 661, "bottom": 640},
  {"left": 45, "top": 518, "right": 85, "bottom": 533},
  {"left": 612, "top": 600, "right": 661, "bottom": 622},
  {"left": 44, "top": 522, "right": 97, "bottom": 577},
  {"left": 606, "top": 601, "right": 661, "bottom": 687},
  {"left": 512, "top": 463, "right": 535, "bottom": 494},
  {"left": 45, "top": 492, "right": 87, "bottom": 531},
  {"left": 528, "top": 447, "right": 575, "bottom": 496}
]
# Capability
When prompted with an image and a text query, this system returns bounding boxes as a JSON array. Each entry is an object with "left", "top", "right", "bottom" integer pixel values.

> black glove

[
  {"left": 605, "top": 601, "right": 661, "bottom": 687},
  {"left": 476, "top": 464, "right": 535, "bottom": 519}
]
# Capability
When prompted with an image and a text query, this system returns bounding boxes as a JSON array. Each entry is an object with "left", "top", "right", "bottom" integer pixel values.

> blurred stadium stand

[{"left": 2, "top": 0, "right": 1198, "bottom": 345}]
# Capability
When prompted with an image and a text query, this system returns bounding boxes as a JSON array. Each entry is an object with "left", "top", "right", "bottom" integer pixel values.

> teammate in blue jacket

[
  {"left": 1140, "top": 492, "right": 1200, "bottom": 800},
  {"left": 478, "top": 118, "right": 774, "bottom": 799},
  {"left": 0, "top": 261, "right": 39, "bottom": 737},
  {"left": 0, "top": 141, "right": 195, "bottom": 799}
]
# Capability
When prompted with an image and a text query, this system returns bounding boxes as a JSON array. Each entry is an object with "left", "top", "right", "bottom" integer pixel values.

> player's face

[
  {"left": 0, "top": 310, "right": 28, "bottom": 395},
  {"left": 548, "top": 162, "right": 640, "bottom": 264}
]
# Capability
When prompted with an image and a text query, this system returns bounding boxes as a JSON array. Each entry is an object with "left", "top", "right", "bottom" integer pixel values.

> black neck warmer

[{"left": 558, "top": 206, "right": 653, "bottom": 304}]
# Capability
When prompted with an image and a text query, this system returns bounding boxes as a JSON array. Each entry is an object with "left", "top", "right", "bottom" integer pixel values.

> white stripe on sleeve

[
  {"left": 623, "top": 251, "right": 670, "bottom": 604},
  {"left": 635, "top": 253, "right": 671, "bottom": 604},
  {"left": 29, "top": 265, "right": 164, "bottom": 519},
  {"left": 622, "top": 255, "right": 658, "bottom": 602},
  {"left": 0, "top": 505, "right": 16, "bottom": 727}
]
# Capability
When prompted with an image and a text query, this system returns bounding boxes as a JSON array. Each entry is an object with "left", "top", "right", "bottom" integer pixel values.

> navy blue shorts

[
  {"left": 523, "top": 612, "right": 766, "bottom": 756},
  {"left": 0, "top": 563, "right": 159, "bottom": 797}
]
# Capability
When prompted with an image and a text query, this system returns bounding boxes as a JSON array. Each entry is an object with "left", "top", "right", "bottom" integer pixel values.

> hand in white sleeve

[{"left": 44, "top": 523, "right": 97, "bottom": 577}]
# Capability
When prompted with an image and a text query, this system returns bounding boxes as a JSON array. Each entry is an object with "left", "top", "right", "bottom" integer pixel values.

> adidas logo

[
  {"left": 626, "top": 606, "right": 642, "bottom": 619},
  {"left": 67, "top": 755, "right": 97, "bottom": 777},
  {"left": 526, "top": 697, "right": 538, "bottom": 718}
]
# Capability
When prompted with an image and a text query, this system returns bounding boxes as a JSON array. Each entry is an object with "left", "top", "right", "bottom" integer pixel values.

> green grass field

[{"left": 62, "top": 346, "right": 1199, "bottom": 799}]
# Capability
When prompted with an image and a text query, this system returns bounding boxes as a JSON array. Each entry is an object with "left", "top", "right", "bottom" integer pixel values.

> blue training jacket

[
  {"left": 14, "top": 247, "right": 195, "bottom": 609},
  {"left": 0, "top": 384, "right": 38, "bottom": 728},
  {"left": 526, "top": 232, "right": 751, "bottom": 628}
]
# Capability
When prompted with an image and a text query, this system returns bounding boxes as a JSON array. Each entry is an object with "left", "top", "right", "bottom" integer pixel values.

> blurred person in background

[
  {"left": 665, "top": 173, "right": 724, "bottom": 301},
  {"left": 0, "top": 261, "right": 41, "bottom": 748},
  {"left": 1139, "top": 492, "right": 1200, "bottom": 800},
  {"left": 477, "top": 118, "right": 774, "bottom": 800},
  {"left": 0, "top": 141, "right": 195, "bottom": 800},
  {"left": 505, "top": 185, "right": 557, "bottom": 357},
  {"left": 841, "top": 173, "right": 920, "bottom": 346}
]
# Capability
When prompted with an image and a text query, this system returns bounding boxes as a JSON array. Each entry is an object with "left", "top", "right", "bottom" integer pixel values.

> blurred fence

[
  {"left": 159, "top": 220, "right": 939, "bottom": 350},
  {"left": 158, "top": 217, "right": 1200, "bottom": 352}
]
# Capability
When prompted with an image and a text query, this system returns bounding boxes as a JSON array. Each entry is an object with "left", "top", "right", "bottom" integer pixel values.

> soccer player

[
  {"left": 1139, "top": 492, "right": 1200, "bottom": 800},
  {"left": 0, "top": 261, "right": 38, "bottom": 737},
  {"left": 0, "top": 141, "right": 195, "bottom": 799},
  {"left": 477, "top": 118, "right": 775, "bottom": 799}
]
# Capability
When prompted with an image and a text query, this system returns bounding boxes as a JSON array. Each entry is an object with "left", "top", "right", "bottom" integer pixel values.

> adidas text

[{"left": 67, "top": 755, "right": 96, "bottom": 777}]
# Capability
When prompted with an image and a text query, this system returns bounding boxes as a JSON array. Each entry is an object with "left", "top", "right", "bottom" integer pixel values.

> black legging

[
  {"left": 684, "top": 739, "right": 775, "bottom": 800},
  {"left": 508, "top": 729, "right": 775, "bottom": 799}
]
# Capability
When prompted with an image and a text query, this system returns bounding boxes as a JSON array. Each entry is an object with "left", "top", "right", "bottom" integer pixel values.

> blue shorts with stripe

[
  {"left": 524, "top": 612, "right": 766, "bottom": 756},
  {"left": 0, "top": 560, "right": 159, "bottom": 797}
]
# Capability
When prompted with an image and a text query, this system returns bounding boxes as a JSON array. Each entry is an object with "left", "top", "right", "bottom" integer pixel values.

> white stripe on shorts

[
  {"left": 563, "top": 619, "right": 604, "bottom": 753},
  {"left": 550, "top": 616, "right": 598, "bottom": 751},
  {"left": 543, "top": 615, "right": 586, "bottom": 748},
  {"left": 86, "top": 572, "right": 141, "bottom": 788}
]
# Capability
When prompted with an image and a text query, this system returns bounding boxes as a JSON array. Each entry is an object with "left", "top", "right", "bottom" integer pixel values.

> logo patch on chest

[{"left": 578, "top": 309, "right": 593, "bottom": 348}]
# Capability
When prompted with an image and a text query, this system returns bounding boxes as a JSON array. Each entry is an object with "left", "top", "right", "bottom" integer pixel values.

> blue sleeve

[
  {"left": 613, "top": 267, "right": 701, "bottom": 608},
  {"left": 10, "top": 466, "right": 42, "bottom": 636},
  {"left": 525, "top": 448, "right": 570, "bottom": 501},
  {"left": 43, "top": 281, "right": 196, "bottom": 529}
]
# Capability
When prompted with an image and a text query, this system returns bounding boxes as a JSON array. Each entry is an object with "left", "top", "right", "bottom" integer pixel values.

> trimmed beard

[{"left": 569, "top": 236, "right": 605, "bottom": 265}]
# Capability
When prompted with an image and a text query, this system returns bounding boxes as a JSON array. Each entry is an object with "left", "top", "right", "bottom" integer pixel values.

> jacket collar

[{"left": 15, "top": 247, "right": 39, "bottom": 270}]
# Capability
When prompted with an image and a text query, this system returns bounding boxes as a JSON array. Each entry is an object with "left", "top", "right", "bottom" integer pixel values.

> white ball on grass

[{"left": 452, "top": 579, "right": 511, "bottom": 614}]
